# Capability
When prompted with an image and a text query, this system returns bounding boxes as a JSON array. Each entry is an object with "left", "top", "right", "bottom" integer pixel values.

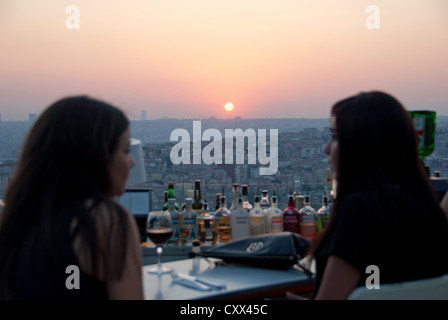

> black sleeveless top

[
  {"left": 314, "top": 189, "right": 448, "bottom": 295},
  {"left": 8, "top": 211, "right": 108, "bottom": 300}
]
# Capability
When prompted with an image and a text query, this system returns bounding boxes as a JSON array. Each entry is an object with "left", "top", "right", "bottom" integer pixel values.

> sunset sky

[{"left": 1, "top": 0, "right": 447, "bottom": 120}]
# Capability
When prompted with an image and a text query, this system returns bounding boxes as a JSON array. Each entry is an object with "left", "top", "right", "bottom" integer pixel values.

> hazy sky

[{"left": 1, "top": 0, "right": 447, "bottom": 120}]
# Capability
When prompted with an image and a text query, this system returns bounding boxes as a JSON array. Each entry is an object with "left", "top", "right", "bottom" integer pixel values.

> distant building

[
  {"left": 0, "top": 113, "right": 2, "bottom": 122},
  {"left": 28, "top": 113, "right": 36, "bottom": 122},
  {"left": 141, "top": 110, "right": 147, "bottom": 121}
]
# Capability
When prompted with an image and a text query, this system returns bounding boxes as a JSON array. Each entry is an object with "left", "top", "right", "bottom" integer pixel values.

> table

[{"left": 142, "top": 258, "right": 314, "bottom": 300}]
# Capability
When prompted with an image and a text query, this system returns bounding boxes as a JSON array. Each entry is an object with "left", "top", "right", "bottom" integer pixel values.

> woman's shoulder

[
  {"left": 81, "top": 198, "right": 136, "bottom": 240},
  {"left": 88, "top": 198, "right": 132, "bottom": 221},
  {"left": 73, "top": 198, "right": 139, "bottom": 281}
]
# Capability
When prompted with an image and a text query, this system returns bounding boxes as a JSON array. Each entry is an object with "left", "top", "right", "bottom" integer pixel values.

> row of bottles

[
  {"left": 166, "top": 198, "right": 197, "bottom": 246},
  {"left": 162, "top": 180, "right": 332, "bottom": 246}
]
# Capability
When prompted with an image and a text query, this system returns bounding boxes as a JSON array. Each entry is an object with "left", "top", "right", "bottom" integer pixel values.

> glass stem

[{"left": 157, "top": 246, "right": 163, "bottom": 270}]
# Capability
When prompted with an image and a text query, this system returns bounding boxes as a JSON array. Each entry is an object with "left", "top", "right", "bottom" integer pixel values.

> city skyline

[{"left": 1, "top": 1, "right": 447, "bottom": 121}]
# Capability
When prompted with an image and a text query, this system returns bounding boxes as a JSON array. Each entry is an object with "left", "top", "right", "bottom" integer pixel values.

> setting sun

[{"left": 224, "top": 102, "right": 234, "bottom": 112}]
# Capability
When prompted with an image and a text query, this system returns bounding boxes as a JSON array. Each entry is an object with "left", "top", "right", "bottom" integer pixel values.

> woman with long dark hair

[
  {"left": 293, "top": 91, "right": 448, "bottom": 299},
  {"left": 0, "top": 96, "right": 143, "bottom": 299}
]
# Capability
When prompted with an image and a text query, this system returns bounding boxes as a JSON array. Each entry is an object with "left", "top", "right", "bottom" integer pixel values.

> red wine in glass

[
  {"left": 147, "top": 228, "right": 173, "bottom": 246},
  {"left": 146, "top": 211, "right": 174, "bottom": 275}
]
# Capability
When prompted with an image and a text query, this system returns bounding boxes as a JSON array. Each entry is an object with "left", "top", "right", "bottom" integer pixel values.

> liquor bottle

[
  {"left": 180, "top": 198, "right": 197, "bottom": 245},
  {"left": 192, "top": 180, "right": 205, "bottom": 216},
  {"left": 167, "top": 198, "right": 181, "bottom": 246},
  {"left": 260, "top": 190, "right": 270, "bottom": 211},
  {"left": 295, "top": 194, "right": 305, "bottom": 211},
  {"left": 283, "top": 195, "right": 300, "bottom": 234},
  {"left": 230, "top": 197, "right": 249, "bottom": 241},
  {"left": 197, "top": 199, "right": 205, "bottom": 243},
  {"left": 409, "top": 110, "right": 436, "bottom": 158},
  {"left": 229, "top": 183, "right": 239, "bottom": 212},
  {"left": 198, "top": 202, "right": 214, "bottom": 245},
  {"left": 316, "top": 195, "right": 330, "bottom": 234},
  {"left": 241, "top": 184, "right": 253, "bottom": 212},
  {"left": 249, "top": 195, "right": 265, "bottom": 236},
  {"left": 163, "top": 182, "right": 179, "bottom": 211},
  {"left": 292, "top": 182, "right": 304, "bottom": 212},
  {"left": 265, "top": 195, "right": 283, "bottom": 233},
  {"left": 215, "top": 193, "right": 222, "bottom": 211},
  {"left": 162, "top": 191, "right": 168, "bottom": 211},
  {"left": 299, "top": 195, "right": 316, "bottom": 242},
  {"left": 292, "top": 180, "right": 300, "bottom": 208},
  {"left": 213, "top": 196, "right": 231, "bottom": 245}
]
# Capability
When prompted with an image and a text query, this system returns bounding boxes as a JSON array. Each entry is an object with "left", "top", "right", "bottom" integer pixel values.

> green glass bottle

[
  {"left": 163, "top": 182, "right": 179, "bottom": 211},
  {"left": 192, "top": 180, "right": 204, "bottom": 216},
  {"left": 409, "top": 110, "right": 436, "bottom": 158}
]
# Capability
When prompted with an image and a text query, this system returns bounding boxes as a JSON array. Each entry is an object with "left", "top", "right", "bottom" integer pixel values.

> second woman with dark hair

[{"left": 291, "top": 91, "right": 448, "bottom": 299}]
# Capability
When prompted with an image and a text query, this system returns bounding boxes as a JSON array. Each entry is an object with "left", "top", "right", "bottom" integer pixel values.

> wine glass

[{"left": 146, "top": 210, "right": 174, "bottom": 275}]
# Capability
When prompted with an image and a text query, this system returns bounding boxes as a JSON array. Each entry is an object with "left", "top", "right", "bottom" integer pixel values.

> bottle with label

[
  {"left": 163, "top": 182, "right": 179, "bottom": 211},
  {"left": 316, "top": 195, "right": 330, "bottom": 234},
  {"left": 283, "top": 195, "right": 300, "bottom": 234},
  {"left": 293, "top": 180, "right": 303, "bottom": 210},
  {"left": 409, "top": 110, "right": 436, "bottom": 158},
  {"left": 293, "top": 180, "right": 305, "bottom": 211},
  {"left": 260, "top": 190, "right": 270, "bottom": 211},
  {"left": 265, "top": 195, "right": 283, "bottom": 233},
  {"left": 230, "top": 197, "right": 250, "bottom": 241},
  {"left": 198, "top": 202, "right": 214, "bottom": 245},
  {"left": 229, "top": 183, "right": 239, "bottom": 212},
  {"left": 180, "top": 198, "right": 197, "bottom": 245},
  {"left": 167, "top": 198, "right": 181, "bottom": 246},
  {"left": 249, "top": 195, "right": 265, "bottom": 236},
  {"left": 241, "top": 184, "right": 253, "bottom": 212},
  {"left": 299, "top": 195, "right": 316, "bottom": 242},
  {"left": 213, "top": 196, "right": 231, "bottom": 245},
  {"left": 192, "top": 180, "right": 205, "bottom": 216}
]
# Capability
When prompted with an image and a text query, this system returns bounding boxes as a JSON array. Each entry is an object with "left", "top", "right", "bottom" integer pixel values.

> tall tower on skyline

[{"left": 141, "top": 110, "right": 147, "bottom": 121}]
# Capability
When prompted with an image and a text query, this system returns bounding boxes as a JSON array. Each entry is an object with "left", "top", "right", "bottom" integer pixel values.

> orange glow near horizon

[{"left": 0, "top": 1, "right": 447, "bottom": 120}]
